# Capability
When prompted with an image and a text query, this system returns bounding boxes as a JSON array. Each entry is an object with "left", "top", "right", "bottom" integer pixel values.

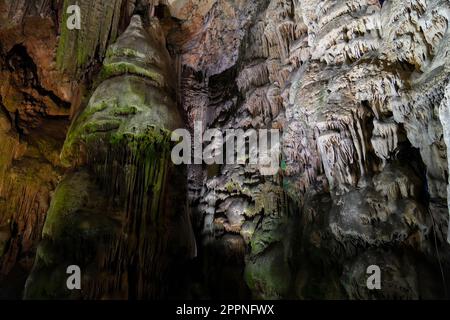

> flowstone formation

[
  {"left": 174, "top": 0, "right": 450, "bottom": 299},
  {"left": 1, "top": 0, "right": 450, "bottom": 300},
  {"left": 0, "top": 0, "right": 72, "bottom": 298},
  {"left": 23, "top": 14, "right": 194, "bottom": 299}
]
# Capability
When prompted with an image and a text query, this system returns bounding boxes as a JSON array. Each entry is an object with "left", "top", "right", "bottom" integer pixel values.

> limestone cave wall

[{"left": 1, "top": 0, "right": 450, "bottom": 299}]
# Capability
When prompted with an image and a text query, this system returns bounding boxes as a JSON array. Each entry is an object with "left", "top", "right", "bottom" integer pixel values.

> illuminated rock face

[
  {"left": 23, "top": 14, "right": 193, "bottom": 300},
  {"left": 1, "top": 0, "right": 450, "bottom": 299}
]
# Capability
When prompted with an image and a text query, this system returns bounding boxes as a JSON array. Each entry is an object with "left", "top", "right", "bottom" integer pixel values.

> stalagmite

[{"left": 24, "top": 14, "right": 193, "bottom": 300}]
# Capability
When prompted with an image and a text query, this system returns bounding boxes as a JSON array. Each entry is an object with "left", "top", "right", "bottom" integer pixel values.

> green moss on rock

[
  {"left": 244, "top": 244, "right": 291, "bottom": 299},
  {"left": 249, "top": 216, "right": 285, "bottom": 256},
  {"left": 56, "top": 0, "right": 124, "bottom": 76},
  {"left": 99, "top": 62, "right": 165, "bottom": 87}
]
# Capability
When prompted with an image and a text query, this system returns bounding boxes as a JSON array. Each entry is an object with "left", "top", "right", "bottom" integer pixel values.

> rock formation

[
  {"left": 24, "top": 13, "right": 194, "bottom": 299},
  {"left": 1, "top": 0, "right": 450, "bottom": 300}
]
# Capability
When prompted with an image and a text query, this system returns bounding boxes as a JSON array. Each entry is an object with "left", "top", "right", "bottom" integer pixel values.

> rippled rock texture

[{"left": 1, "top": 0, "right": 450, "bottom": 299}]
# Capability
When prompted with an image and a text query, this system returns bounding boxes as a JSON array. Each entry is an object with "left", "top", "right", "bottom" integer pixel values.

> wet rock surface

[{"left": 1, "top": 0, "right": 450, "bottom": 299}]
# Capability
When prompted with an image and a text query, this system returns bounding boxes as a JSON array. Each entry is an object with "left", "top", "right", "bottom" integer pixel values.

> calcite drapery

[{"left": 24, "top": 14, "right": 194, "bottom": 299}]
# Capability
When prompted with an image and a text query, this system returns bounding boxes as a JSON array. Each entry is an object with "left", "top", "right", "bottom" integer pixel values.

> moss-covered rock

[
  {"left": 244, "top": 244, "right": 291, "bottom": 299},
  {"left": 57, "top": 0, "right": 125, "bottom": 76},
  {"left": 61, "top": 74, "right": 181, "bottom": 166},
  {"left": 24, "top": 170, "right": 120, "bottom": 299},
  {"left": 101, "top": 15, "right": 174, "bottom": 87},
  {"left": 25, "top": 11, "right": 191, "bottom": 300},
  {"left": 42, "top": 170, "right": 89, "bottom": 239}
]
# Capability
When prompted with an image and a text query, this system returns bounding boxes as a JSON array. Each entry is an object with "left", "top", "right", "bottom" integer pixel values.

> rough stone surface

[{"left": 1, "top": 0, "right": 450, "bottom": 299}]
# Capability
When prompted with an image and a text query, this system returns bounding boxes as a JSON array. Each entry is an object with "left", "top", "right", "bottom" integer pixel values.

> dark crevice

[
  {"left": 6, "top": 44, "right": 70, "bottom": 109},
  {"left": 395, "top": 124, "right": 429, "bottom": 204},
  {"left": 154, "top": 4, "right": 170, "bottom": 20}
]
